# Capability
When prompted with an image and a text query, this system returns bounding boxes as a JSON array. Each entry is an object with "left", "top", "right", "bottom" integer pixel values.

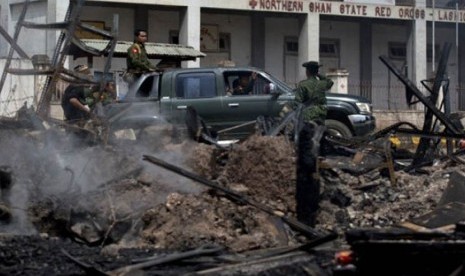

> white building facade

[{"left": 1, "top": 0, "right": 465, "bottom": 112}]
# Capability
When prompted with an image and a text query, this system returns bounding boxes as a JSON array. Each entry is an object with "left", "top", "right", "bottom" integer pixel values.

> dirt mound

[
  {"left": 191, "top": 135, "right": 297, "bottom": 213},
  {"left": 141, "top": 192, "right": 289, "bottom": 252},
  {"left": 138, "top": 135, "right": 298, "bottom": 252}
]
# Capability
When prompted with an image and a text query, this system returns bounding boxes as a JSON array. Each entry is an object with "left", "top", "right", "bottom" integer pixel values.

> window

[
  {"left": 427, "top": 0, "right": 465, "bottom": 9},
  {"left": 388, "top": 42, "right": 406, "bottom": 60},
  {"left": 219, "top": 33, "right": 231, "bottom": 52},
  {"left": 169, "top": 30, "right": 179, "bottom": 44},
  {"left": 320, "top": 39, "right": 339, "bottom": 58},
  {"left": 396, "top": 0, "right": 415, "bottom": 6},
  {"left": 284, "top": 37, "right": 298, "bottom": 55},
  {"left": 224, "top": 71, "right": 271, "bottom": 96},
  {"left": 175, "top": 73, "right": 216, "bottom": 98},
  {"left": 136, "top": 75, "right": 159, "bottom": 98}
]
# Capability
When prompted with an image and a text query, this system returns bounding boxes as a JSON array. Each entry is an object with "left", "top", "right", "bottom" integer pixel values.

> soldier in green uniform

[
  {"left": 295, "top": 61, "right": 334, "bottom": 125},
  {"left": 294, "top": 61, "right": 333, "bottom": 226},
  {"left": 85, "top": 81, "right": 116, "bottom": 108},
  {"left": 125, "top": 29, "right": 156, "bottom": 83}
]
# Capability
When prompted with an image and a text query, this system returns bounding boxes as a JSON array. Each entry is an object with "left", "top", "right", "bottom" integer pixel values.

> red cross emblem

[{"left": 249, "top": 0, "right": 258, "bottom": 9}]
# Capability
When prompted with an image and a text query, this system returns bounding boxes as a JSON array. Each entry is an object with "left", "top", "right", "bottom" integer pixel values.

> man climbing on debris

[
  {"left": 124, "top": 29, "right": 157, "bottom": 83},
  {"left": 61, "top": 65, "right": 96, "bottom": 125}
]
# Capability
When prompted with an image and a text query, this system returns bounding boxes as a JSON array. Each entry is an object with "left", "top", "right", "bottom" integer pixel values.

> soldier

[
  {"left": 85, "top": 81, "right": 116, "bottom": 108},
  {"left": 125, "top": 29, "right": 156, "bottom": 83},
  {"left": 232, "top": 72, "right": 257, "bottom": 95},
  {"left": 61, "top": 65, "right": 95, "bottom": 124},
  {"left": 295, "top": 61, "right": 334, "bottom": 125},
  {"left": 294, "top": 61, "right": 333, "bottom": 226}
]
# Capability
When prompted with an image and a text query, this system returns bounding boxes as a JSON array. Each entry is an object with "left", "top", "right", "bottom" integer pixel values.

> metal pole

[
  {"left": 451, "top": 2, "right": 458, "bottom": 155},
  {"left": 432, "top": 0, "right": 435, "bottom": 72}
]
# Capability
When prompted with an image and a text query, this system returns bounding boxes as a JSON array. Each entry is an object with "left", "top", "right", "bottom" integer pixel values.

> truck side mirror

[{"left": 269, "top": 83, "right": 280, "bottom": 99}]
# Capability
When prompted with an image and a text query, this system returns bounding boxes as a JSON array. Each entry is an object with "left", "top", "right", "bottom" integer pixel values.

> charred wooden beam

[
  {"left": 379, "top": 43, "right": 464, "bottom": 169},
  {"left": 438, "top": 171, "right": 465, "bottom": 206},
  {"left": 108, "top": 245, "right": 223, "bottom": 275},
  {"left": 184, "top": 106, "right": 228, "bottom": 149},
  {"left": 379, "top": 45, "right": 459, "bottom": 136},
  {"left": 37, "top": 0, "right": 86, "bottom": 118},
  {"left": 296, "top": 123, "right": 324, "bottom": 226},
  {"left": 0, "top": 26, "right": 29, "bottom": 59},
  {"left": 412, "top": 43, "right": 454, "bottom": 167},
  {"left": 6, "top": 68, "right": 56, "bottom": 75},
  {"left": 0, "top": 0, "right": 29, "bottom": 95},
  {"left": 20, "top": 21, "right": 69, "bottom": 29},
  {"left": 394, "top": 127, "right": 465, "bottom": 140},
  {"left": 61, "top": 249, "right": 109, "bottom": 276},
  {"left": 78, "top": 22, "right": 113, "bottom": 39}
]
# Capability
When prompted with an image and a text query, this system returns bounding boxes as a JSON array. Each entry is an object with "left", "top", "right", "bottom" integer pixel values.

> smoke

[{"left": 0, "top": 117, "right": 207, "bottom": 236}]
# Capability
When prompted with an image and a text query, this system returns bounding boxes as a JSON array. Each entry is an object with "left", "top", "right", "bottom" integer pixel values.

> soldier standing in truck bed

[{"left": 125, "top": 29, "right": 156, "bottom": 83}]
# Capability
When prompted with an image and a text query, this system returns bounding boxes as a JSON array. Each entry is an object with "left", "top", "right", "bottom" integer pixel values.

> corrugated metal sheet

[{"left": 77, "top": 39, "right": 206, "bottom": 59}]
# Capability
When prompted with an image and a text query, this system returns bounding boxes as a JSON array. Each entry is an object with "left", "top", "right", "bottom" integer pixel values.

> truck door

[
  {"left": 168, "top": 72, "right": 226, "bottom": 129},
  {"left": 220, "top": 71, "right": 284, "bottom": 138}
]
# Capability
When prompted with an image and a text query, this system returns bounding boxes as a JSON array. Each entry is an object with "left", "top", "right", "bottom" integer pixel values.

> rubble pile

[
  {"left": 317, "top": 164, "right": 450, "bottom": 233},
  {"left": 0, "top": 126, "right": 460, "bottom": 275},
  {"left": 186, "top": 135, "right": 452, "bottom": 237},
  {"left": 141, "top": 192, "right": 289, "bottom": 252}
]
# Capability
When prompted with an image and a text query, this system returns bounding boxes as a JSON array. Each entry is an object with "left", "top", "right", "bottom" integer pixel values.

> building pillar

[
  {"left": 179, "top": 4, "right": 200, "bottom": 68},
  {"left": 298, "top": 13, "right": 319, "bottom": 82},
  {"left": 47, "top": 0, "right": 69, "bottom": 60},
  {"left": 251, "top": 13, "right": 265, "bottom": 69},
  {"left": 0, "top": 0, "right": 10, "bottom": 57},
  {"left": 407, "top": 0, "right": 427, "bottom": 110},
  {"left": 360, "top": 19, "right": 372, "bottom": 100}
]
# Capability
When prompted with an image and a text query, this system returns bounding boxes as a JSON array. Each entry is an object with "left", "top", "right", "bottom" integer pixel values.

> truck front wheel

[{"left": 325, "top": 119, "right": 353, "bottom": 138}]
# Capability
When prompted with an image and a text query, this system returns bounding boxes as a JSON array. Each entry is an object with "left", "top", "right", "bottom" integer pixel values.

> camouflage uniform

[
  {"left": 295, "top": 75, "right": 333, "bottom": 124},
  {"left": 126, "top": 41, "right": 155, "bottom": 75},
  {"left": 84, "top": 89, "right": 114, "bottom": 108}
]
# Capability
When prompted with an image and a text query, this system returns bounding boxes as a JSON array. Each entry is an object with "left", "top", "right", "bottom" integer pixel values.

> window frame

[
  {"left": 175, "top": 72, "right": 217, "bottom": 99},
  {"left": 320, "top": 38, "right": 340, "bottom": 58},
  {"left": 388, "top": 42, "right": 407, "bottom": 60}
]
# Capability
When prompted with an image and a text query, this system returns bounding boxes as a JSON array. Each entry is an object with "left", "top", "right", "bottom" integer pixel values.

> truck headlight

[{"left": 356, "top": 102, "right": 372, "bottom": 114}]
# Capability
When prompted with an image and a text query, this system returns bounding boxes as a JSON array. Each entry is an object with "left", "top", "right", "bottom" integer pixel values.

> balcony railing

[{"left": 348, "top": 80, "right": 465, "bottom": 112}]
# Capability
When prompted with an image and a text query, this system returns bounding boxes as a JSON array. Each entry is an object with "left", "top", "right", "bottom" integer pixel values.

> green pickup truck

[{"left": 107, "top": 67, "right": 376, "bottom": 140}]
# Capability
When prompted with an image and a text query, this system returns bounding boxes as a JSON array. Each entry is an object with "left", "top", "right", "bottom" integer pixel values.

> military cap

[{"left": 302, "top": 61, "right": 322, "bottom": 69}]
